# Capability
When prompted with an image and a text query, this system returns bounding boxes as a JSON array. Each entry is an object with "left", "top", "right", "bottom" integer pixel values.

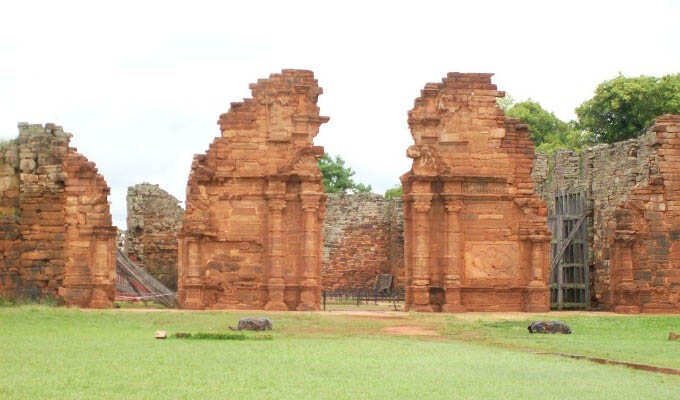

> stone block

[{"left": 178, "top": 70, "right": 328, "bottom": 311}]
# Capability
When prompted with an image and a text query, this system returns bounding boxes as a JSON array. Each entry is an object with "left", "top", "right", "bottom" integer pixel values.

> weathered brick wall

[
  {"left": 533, "top": 115, "right": 680, "bottom": 312},
  {"left": 402, "top": 73, "right": 551, "bottom": 313},
  {"left": 322, "top": 193, "right": 403, "bottom": 290},
  {"left": 0, "top": 138, "right": 21, "bottom": 296},
  {"left": 179, "top": 70, "right": 329, "bottom": 311},
  {"left": 0, "top": 123, "right": 116, "bottom": 307},
  {"left": 126, "top": 183, "right": 183, "bottom": 290}
]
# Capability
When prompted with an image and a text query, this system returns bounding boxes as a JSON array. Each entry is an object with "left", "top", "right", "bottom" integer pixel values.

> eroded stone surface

[
  {"left": 0, "top": 123, "right": 116, "bottom": 307},
  {"left": 178, "top": 70, "right": 329, "bottom": 311},
  {"left": 322, "top": 193, "right": 404, "bottom": 290},
  {"left": 126, "top": 183, "right": 183, "bottom": 290},
  {"left": 533, "top": 115, "right": 680, "bottom": 313},
  {"left": 401, "top": 72, "right": 551, "bottom": 313}
]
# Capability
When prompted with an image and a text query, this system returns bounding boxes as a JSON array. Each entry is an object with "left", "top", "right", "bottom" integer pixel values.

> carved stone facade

[
  {"left": 401, "top": 73, "right": 551, "bottom": 312},
  {"left": 178, "top": 70, "right": 328, "bottom": 311},
  {"left": 533, "top": 115, "right": 680, "bottom": 313},
  {"left": 125, "top": 183, "right": 183, "bottom": 290},
  {"left": 0, "top": 123, "right": 116, "bottom": 307}
]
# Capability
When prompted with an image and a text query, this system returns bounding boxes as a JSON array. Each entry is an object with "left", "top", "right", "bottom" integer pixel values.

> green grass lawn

[
  {"left": 1, "top": 306, "right": 679, "bottom": 399},
  {"left": 432, "top": 312, "right": 680, "bottom": 369}
]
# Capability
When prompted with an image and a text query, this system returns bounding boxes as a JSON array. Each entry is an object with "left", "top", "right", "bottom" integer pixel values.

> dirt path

[{"left": 382, "top": 326, "right": 439, "bottom": 336}]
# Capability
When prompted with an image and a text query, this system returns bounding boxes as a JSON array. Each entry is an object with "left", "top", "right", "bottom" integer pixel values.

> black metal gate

[{"left": 548, "top": 191, "right": 589, "bottom": 309}]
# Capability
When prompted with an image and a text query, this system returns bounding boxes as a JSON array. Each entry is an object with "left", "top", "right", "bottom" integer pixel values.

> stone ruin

[
  {"left": 0, "top": 123, "right": 116, "bottom": 307},
  {"left": 322, "top": 193, "right": 404, "bottom": 290},
  {"left": 534, "top": 115, "right": 680, "bottom": 313},
  {"left": 1, "top": 73, "right": 676, "bottom": 315},
  {"left": 178, "top": 69, "right": 329, "bottom": 311},
  {"left": 125, "top": 183, "right": 183, "bottom": 290},
  {"left": 401, "top": 73, "right": 551, "bottom": 312}
]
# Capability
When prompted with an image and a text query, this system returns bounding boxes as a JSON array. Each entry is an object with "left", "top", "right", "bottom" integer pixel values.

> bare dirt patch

[
  {"left": 383, "top": 326, "right": 439, "bottom": 336},
  {"left": 327, "top": 310, "right": 405, "bottom": 319},
  {"left": 449, "top": 311, "right": 625, "bottom": 322}
]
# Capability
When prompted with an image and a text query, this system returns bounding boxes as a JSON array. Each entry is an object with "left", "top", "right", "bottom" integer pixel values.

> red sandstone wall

[
  {"left": 126, "top": 183, "right": 183, "bottom": 290},
  {"left": 179, "top": 70, "right": 329, "bottom": 311},
  {"left": 608, "top": 115, "right": 680, "bottom": 313},
  {"left": 0, "top": 123, "right": 116, "bottom": 307},
  {"left": 322, "top": 193, "right": 404, "bottom": 290},
  {"left": 402, "top": 73, "right": 550, "bottom": 313}
]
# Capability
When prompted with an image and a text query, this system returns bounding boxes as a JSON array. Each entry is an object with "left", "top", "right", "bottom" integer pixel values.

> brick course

[
  {"left": 533, "top": 115, "right": 680, "bottom": 313},
  {"left": 322, "top": 193, "right": 403, "bottom": 290},
  {"left": 125, "top": 183, "right": 183, "bottom": 290},
  {"left": 401, "top": 72, "right": 551, "bottom": 312},
  {"left": 178, "top": 70, "right": 329, "bottom": 311},
  {"left": 0, "top": 123, "right": 116, "bottom": 307}
]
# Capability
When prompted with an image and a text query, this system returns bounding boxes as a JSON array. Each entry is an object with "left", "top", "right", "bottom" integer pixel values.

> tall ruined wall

[
  {"left": 179, "top": 69, "right": 329, "bottom": 311},
  {"left": 0, "top": 123, "right": 116, "bottom": 307},
  {"left": 533, "top": 115, "right": 680, "bottom": 312},
  {"left": 322, "top": 193, "right": 403, "bottom": 290},
  {"left": 401, "top": 72, "right": 551, "bottom": 313},
  {"left": 126, "top": 183, "right": 183, "bottom": 290}
]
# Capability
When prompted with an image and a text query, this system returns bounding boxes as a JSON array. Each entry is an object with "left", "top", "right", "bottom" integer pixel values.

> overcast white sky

[{"left": 1, "top": 0, "right": 679, "bottom": 229}]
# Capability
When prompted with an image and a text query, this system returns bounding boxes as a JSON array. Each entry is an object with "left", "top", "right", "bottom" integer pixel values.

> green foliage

[
  {"left": 384, "top": 185, "right": 403, "bottom": 199},
  {"left": 506, "top": 100, "right": 591, "bottom": 153},
  {"left": 318, "top": 153, "right": 372, "bottom": 193},
  {"left": 576, "top": 73, "right": 680, "bottom": 143},
  {"left": 0, "top": 293, "right": 61, "bottom": 308},
  {"left": 496, "top": 93, "right": 515, "bottom": 111}
]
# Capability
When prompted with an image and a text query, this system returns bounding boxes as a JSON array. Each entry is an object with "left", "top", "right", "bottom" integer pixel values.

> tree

[
  {"left": 575, "top": 73, "right": 680, "bottom": 143},
  {"left": 496, "top": 93, "right": 515, "bottom": 112},
  {"left": 506, "top": 100, "right": 590, "bottom": 152},
  {"left": 384, "top": 185, "right": 403, "bottom": 199},
  {"left": 317, "top": 153, "right": 372, "bottom": 193}
]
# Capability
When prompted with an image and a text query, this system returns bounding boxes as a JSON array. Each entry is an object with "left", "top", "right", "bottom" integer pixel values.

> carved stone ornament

[{"left": 407, "top": 145, "right": 449, "bottom": 176}]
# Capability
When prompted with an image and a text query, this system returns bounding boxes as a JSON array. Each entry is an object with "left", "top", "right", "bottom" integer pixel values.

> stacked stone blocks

[
  {"left": 126, "top": 183, "right": 183, "bottom": 290},
  {"left": 0, "top": 123, "right": 116, "bottom": 307},
  {"left": 178, "top": 70, "right": 329, "bottom": 311},
  {"left": 401, "top": 73, "right": 551, "bottom": 312},
  {"left": 533, "top": 115, "right": 680, "bottom": 312},
  {"left": 322, "top": 193, "right": 404, "bottom": 290}
]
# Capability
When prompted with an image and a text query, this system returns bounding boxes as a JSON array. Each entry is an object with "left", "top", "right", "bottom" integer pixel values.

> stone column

[
  {"left": 613, "top": 230, "right": 640, "bottom": 314},
  {"left": 317, "top": 200, "right": 326, "bottom": 282},
  {"left": 89, "top": 231, "right": 114, "bottom": 309},
  {"left": 410, "top": 194, "right": 433, "bottom": 312},
  {"left": 182, "top": 237, "right": 204, "bottom": 310},
  {"left": 442, "top": 197, "right": 465, "bottom": 312},
  {"left": 525, "top": 233, "right": 550, "bottom": 312},
  {"left": 403, "top": 200, "right": 413, "bottom": 310},
  {"left": 529, "top": 236, "right": 548, "bottom": 286},
  {"left": 298, "top": 193, "right": 321, "bottom": 311},
  {"left": 264, "top": 196, "right": 288, "bottom": 311}
]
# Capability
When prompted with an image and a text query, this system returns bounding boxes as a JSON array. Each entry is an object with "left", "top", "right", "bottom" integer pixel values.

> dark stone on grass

[
  {"left": 528, "top": 320, "right": 572, "bottom": 334},
  {"left": 229, "top": 317, "right": 274, "bottom": 331}
]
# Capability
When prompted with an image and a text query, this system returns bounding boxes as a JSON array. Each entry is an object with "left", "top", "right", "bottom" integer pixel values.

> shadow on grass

[{"left": 171, "top": 332, "right": 273, "bottom": 341}]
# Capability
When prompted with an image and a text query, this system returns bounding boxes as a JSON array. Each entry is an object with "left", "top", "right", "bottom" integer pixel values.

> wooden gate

[{"left": 548, "top": 191, "right": 589, "bottom": 309}]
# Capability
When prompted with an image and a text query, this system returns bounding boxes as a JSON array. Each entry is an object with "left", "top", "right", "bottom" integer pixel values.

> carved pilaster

[
  {"left": 442, "top": 197, "right": 465, "bottom": 312},
  {"left": 182, "top": 237, "right": 204, "bottom": 310},
  {"left": 410, "top": 193, "right": 433, "bottom": 312},
  {"left": 264, "top": 195, "right": 288, "bottom": 311},
  {"left": 528, "top": 234, "right": 550, "bottom": 286},
  {"left": 613, "top": 230, "right": 640, "bottom": 314},
  {"left": 525, "top": 233, "right": 550, "bottom": 312},
  {"left": 89, "top": 231, "right": 115, "bottom": 308},
  {"left": 298, "top": 193, "right": 321, "bottom": 311}
]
